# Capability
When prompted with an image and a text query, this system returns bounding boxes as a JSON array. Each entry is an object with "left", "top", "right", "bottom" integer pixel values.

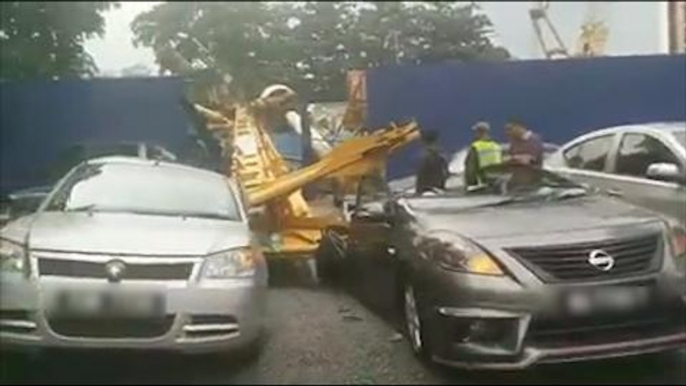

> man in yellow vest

[{"left": 464, "top": 121, "right": 503, "bottom": 187}]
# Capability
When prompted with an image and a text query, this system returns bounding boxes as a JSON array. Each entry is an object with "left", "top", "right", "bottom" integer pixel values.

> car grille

[
  {"left": 38, "top": 258, "right": 193, "bottom": 281},
  {"left": 527, "top": 311, "right": 686, "bottom": 348},
  {"left": 48, "top": 316, "right": 175, "bottom": 339},
  {"left": 506, "top": 233, "right": 660, "bottom": 282}
]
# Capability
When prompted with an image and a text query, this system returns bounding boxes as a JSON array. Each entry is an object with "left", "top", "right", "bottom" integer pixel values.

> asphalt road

[{"left": 1, "top": 287, "right": 685, "bottom": 385}]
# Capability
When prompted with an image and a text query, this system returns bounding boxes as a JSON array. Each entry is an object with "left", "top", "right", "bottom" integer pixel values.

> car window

[
  {"left": 84, "top": 144, "right": 140, "bottom": 158},
  {"left": 45, "top": 163, "right": 241, "bottom": 221},
  {"left": 614, "top": 133, "right": 681, "bottom": 177},
  {"left": 672, "top": 131, "right": 686, "bottom": 150},
  {"left": 563, "top": 134, "right": 613, "bottom": 172}
]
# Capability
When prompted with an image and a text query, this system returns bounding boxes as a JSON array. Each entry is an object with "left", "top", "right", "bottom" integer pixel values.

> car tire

[
  {"left": 238, "top": 329, "right": 267, "bottom": 363},
  {"left": 315, "top": 230, "right": 340, "bottom": 286},
  {"left": 212, "top": 328, "right": 267, "bottom": 366},
  {"left": 403, "top": 283, "right": 431, "bottom": 360}
]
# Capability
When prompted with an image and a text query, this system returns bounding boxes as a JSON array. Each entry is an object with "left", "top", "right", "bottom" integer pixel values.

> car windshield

[
  {"left": 45, "top": 163, "right": 241, "bottom": 221},
  {"left": 401, "top": 163, "right": 589, "bottom": 207}
]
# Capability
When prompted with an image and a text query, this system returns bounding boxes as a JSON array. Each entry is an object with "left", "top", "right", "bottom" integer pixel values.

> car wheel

[
  {"left": 403, "top": 283, "right": 430, "bottom": 359},
  {"left": 238, "top": 329, "right": 267, "bottom": 363},
  {"left": 212, "top": 328, "right": 267, "bottom": 366},
  {"left": 315, "top": 229, "right": 347, "bottom": 286},
  {"left": 315, "top": 233, "right": 337, "bottom": 285}
]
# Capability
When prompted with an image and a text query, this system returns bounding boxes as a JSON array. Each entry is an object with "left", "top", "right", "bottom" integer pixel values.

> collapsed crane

[
  {"left": 159, "top": 34, "right": 419, "bottom": 258},
  {"left": 195, "top": 85, "right": 419, "bottom": 258}
]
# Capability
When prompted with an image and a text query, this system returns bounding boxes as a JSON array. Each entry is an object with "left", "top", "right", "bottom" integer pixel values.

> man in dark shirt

[
  {"left": 415, "top": 130, "right": 449, "bottom": 194},
  {"left": 505, "top": 118, "right": 544, "bottom": 167}
]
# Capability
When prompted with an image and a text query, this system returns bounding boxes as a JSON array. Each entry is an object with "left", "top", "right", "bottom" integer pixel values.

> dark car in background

[{"left": 316, "top": 164, "right": 686, "bottom": 369}]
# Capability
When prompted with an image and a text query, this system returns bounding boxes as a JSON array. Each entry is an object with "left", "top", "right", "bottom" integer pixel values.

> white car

[
  {"left": 546, "top": 122, "right": 686, "bottom": 225},
  {"left": 1, "top": 156, "right": 267, "bottom": 354}
]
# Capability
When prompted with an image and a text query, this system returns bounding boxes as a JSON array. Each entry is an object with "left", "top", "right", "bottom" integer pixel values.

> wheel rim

[{"left": 404, "top": 285, "right": 422, "bottom": 352}]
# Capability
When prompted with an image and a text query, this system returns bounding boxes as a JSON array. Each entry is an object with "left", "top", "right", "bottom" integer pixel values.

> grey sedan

[
  {"left": 316, "top": 164, "right": 686, "bottom": 369},
  {"left": 1, "top": 156, "right": 267, "bottom": 355},
  {"left": 546, "top": 122, "right": 686, "bottom": 225}
]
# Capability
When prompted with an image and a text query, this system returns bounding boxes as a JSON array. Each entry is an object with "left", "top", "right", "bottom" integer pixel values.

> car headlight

[
  {"left": 201, "top": 247, "right": 258, "bottom": 279},
  {"left": 0, "top": 238, "right": 28, "bottom": 275},
  {"left": 666, "top": 223, "right": 686, "bottom": 258},
  {"left": 421, "top": 231, "right": 504, "bottom": 276}
]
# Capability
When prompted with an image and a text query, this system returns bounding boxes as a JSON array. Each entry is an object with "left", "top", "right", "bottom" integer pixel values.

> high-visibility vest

[{"left": 472, "top": 139, "right": 502, "bottom": 168}]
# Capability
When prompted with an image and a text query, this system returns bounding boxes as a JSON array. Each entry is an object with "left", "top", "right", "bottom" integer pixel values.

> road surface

[{"left": 1, "top": 287, "right": 685, "bottom": 384}]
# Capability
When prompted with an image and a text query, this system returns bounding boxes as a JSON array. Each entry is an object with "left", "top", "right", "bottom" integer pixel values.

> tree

[
  {"left": 0, "top": 2, "right": 118, "bottom": 80},
  {"left": 132, "top": 1, "right": 509, "bottom": 101}
]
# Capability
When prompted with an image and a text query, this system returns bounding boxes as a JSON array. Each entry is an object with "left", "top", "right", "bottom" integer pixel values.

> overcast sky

[{"left": 83, "top": 1, "right": 668, "bottom": 75}]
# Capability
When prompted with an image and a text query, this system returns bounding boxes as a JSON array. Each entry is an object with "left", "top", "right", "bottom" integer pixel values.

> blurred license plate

[
  {"left": 49, "top": 290, "right": 165, "bottom": 318},
  {"left": 565, "top": 286, "right": 651, "bottom": 316}
]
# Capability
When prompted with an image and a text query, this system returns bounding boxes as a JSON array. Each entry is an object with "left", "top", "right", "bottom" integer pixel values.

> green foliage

[
  {"left": 132, "top": 1, "right": 509, "bottom": 101},
  {"left": 0, "top": 1, "right": 117, "bottom": 80}
]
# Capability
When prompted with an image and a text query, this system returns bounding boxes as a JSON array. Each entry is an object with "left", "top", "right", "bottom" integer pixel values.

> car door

[
  {"left": 551, "top": 132, "right": 620, "bottom": 194},
  {"left": 605, "top": 132, "right": 686, "bottom": 224},
  {"left": 347, "top": 174, "right": 397, "bottom": 310}
]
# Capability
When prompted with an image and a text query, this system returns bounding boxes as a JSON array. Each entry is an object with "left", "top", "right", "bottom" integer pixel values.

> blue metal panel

[
  {"left": 366, "top": 55, "right": 686, "bottom": 179},
  {"left": 0, "top": 77, "right": 192, "bottom": 195}
]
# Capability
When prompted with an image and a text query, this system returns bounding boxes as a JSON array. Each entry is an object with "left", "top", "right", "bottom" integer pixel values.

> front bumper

[
  {"left": 0, "top": 276, "right": 267, "bottom": 354},
  {"left": 433, "top": 331, "right": 686, "bottom": 370},
  {"left": 415, "top": 267, "right": 686, "bottom": 370}
]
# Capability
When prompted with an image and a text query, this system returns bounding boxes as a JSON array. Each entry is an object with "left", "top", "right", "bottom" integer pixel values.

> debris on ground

[{"left": 342, "top": 314, "right": 363, "bottom": 322}]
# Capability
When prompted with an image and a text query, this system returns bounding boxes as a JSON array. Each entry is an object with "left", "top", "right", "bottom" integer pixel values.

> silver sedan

[
  {"left": 1, "top": 156, "right": 267, "bottom": 354},
  {"left": 546, "top": 122, "right": 686, "bottom": 225}
]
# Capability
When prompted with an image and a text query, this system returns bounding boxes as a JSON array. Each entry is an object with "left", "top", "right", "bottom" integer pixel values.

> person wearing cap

[
  {"left": 505, "top": 118, "right": 544, "bottom": 167},
  {"left": 415, "top": 130, "right": 450, "bottom": 194},
  {"left": 464, "top": 121, "right": 503, "bottom": 187}
]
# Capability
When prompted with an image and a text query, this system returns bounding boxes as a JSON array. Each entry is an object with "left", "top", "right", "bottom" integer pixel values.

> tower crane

[
  {"left": 575, "top": 2, "right": 610, "bottom": 58},
  {"left": 530, "top": 1, "right": 610, "bottom": 59},
  {"left": 529, "top": 1, "right": 570, "bottom": 59}
]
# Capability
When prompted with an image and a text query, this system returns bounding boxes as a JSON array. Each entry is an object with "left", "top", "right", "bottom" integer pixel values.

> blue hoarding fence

[{"left": 365, "top": 54, "right": 686, "bottom": 179}]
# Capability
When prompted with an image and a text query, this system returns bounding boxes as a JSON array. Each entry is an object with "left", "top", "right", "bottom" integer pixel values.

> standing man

[
  {"left": 505, "top": 118, "right": 544, "bottom": 167},
  {"left": 415, "top": 130, "right": 449, "bottom": 194},
  {"left": 464, "top": 121, "right": 502, "bottom": 187}
]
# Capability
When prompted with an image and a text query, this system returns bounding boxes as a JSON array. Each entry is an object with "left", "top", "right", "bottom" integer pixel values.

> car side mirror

[{"left": 646, "top": 163, "right": 684, "bottom": 183}]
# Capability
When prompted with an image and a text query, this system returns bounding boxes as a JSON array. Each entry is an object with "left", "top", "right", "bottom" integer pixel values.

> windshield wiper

[
  {"left": 117, "top": 209, "right": 235, "bottom": 220},
  {"left": 554, "top": 188, "right": 588, "bottom": 201},
  {"left": 64, "top": 204, "right": 98, "bottom": 212},
  {"left": 179, "top": 212, "right": 235, "bottom": 220}
]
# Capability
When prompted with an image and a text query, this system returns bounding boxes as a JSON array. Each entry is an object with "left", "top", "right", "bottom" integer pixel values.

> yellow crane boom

[{"left": 194, "top": 89, "right": 420, "bottom": 257}]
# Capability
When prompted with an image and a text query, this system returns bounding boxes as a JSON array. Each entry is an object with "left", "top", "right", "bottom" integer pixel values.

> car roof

[
  {"left": 590, "top": 121, "right": 685, "bottom": 135},
  {"left": 85, "top": 156, "right": 232, "bottom": 182},
  {"left": 561, "top": 121, "right": 685, "bottom": 147}
]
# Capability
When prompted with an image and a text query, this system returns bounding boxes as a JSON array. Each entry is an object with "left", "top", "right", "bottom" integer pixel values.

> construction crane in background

[
  {"left": 575, "top": 2, "right": 610, "bottom": 57},
  {"left": 529, "top": 1, "right": 570, "bottom": 59},
  {"left": 529, "top": 1, "right": 610, "bottom": 59}
]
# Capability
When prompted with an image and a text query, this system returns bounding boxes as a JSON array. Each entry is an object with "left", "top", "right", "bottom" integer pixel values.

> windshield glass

[
  {"left": 45, "top": 163, "right": 241, "bottom": 221},
  {"left": 401, "top": 164, "right": 588, "bottom": 206},
  {"left": 672, "top": 130, "right": 686, "bottom": 150}
]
